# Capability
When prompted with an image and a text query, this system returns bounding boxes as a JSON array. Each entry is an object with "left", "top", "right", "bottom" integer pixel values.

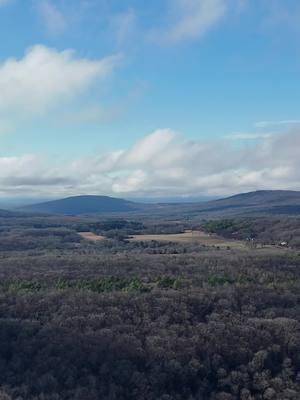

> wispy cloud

[
  {"left": 255, "top": 120, "right": 300, "bottom": 128},
  {"left": 111, "top": 9, "right": 136, "bottom": 45},
  {"left": 63, "top": 104, "right": 120, "bottom": 125},
  {"left": 0, "top": 0, "right": 12, "bottom": 6},
  {"left": 149, "top": 0, "right": 227, "bottom": 45},
  {"left": 0, "top": 120, "right": 13, "bottom": 135},
  {"left": 264, "top": 0, "right": 300, "bottom": 33},
  {"left": 225, "top": 132, "right": 272, "bottom": 140},
  {"left": 36, "top": 0, "right": 66, "bottom": 34}
]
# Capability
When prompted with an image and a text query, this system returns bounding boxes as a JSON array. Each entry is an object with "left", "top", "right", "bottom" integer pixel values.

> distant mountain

[
  {"left": 0, "top": 209, "right": 36, "bottom": 218},
  {"left": 0, "top": 209, "right": 19, "bottom": 217},
  {"left": 20, "top": 195, "right": 146, "bottom": 215},
  {"left": 214, "top": 190, "right": 300, "bottom": 206},
  {"left": 17, "top": 190, "right": 300, "bottom": 217},
  {"left": 126, "top": 195, "right": 217, "bottom": 204},
  {"left": 176, "top": 190, "right": 300, "bottom": 217}
]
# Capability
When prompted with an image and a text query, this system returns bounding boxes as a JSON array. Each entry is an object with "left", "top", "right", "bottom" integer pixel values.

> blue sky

[{"left": 0, "top": 0, "right": 299, "bottom": 199}]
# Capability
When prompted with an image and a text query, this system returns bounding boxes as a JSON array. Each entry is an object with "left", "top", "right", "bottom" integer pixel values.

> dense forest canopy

[
  {"left": 0, "top": 213, "right": 299, "bottom": 399},
  {"left": 201, "top": 218, "right": 300, "bottom": 248}
]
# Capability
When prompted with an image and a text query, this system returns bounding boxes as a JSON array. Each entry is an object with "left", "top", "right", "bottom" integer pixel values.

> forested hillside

[{"left": 19, "top": 196, "right": 145, "bottom": 215}]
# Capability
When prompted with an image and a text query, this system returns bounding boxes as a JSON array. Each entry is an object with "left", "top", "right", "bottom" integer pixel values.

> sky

[{"left": 0, "top": 0, "right": 299, "bottom": 200}]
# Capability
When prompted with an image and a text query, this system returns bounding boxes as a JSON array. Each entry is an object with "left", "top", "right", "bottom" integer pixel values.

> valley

[{"left": 0, "top": 191, "right": 299, "bottom": 400}]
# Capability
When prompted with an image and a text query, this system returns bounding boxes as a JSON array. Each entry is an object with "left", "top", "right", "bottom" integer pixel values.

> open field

[
  {"left": 129, "top": 229, "right": 248, "bottom": 249},
  {"left": 78, "top": 231, "right": 106, "bottom": 241}
]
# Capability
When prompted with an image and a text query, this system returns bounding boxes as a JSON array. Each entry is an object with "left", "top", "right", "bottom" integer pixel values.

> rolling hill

[
  {"left": 19, "top": 195, "right": 146, "bottom": 215},
  {"left": 0, "top": 209, "right": 23, "bottom": 218},
  {"left": 17, "top": 190, "right": 300, "bottom": 217},
  {"left": 212, "top": 190, "right": 300, "bottom": 207},
  {"left": 175, "top": 190, "right": 300, "bottom": 217}
]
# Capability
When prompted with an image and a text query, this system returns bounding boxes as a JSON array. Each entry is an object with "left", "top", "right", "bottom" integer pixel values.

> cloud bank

[{"left": 0, "top": 129, "right": 299, "bottom": 198}]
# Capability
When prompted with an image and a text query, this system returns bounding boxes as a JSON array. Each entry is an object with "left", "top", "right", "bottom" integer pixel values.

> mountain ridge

[
  {"left": 18, "top": 195, "right": 145, "bottom": 215},
  {"left": 15, "top": 190, "right": 300, "bottom": 216},
  {"left": 179, "top": 190, "right": 300, "bottom": 217}
]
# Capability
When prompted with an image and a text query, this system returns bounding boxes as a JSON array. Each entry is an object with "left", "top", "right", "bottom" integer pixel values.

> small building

[{"left": 280, "top": 241, "right": 288, "bottom": 247}]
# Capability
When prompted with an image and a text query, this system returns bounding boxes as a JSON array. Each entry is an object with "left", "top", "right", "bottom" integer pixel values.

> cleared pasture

[
  {"left": 129, "top": 230, "right": 247, "bottom": 249},
  {"left": 79, "top": 232, "right": 106, "bottom": 242}
]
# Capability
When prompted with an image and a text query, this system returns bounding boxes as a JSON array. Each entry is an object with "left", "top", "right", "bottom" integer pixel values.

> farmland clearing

[
  {"left": 79, "top": 232, "right": 106, "bottom": 242},
  {"left": 128, "top": 230, "right": 247, "bottom": 249}
]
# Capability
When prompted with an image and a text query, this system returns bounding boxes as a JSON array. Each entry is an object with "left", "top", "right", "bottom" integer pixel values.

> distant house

[{"left": 280, "top": 241, "right": 288, "bottom": 247}]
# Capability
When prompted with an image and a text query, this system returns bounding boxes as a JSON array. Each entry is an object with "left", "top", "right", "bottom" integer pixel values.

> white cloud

[
  {"left": 36, "top": 1, "right": 66, "bottom": 34},
  {"left": 0, "top": 155, "right": 40, "bottom": 177},
  {"left": 0, "top": 154, "right": 77, "bottom": 198},
  {"left": 1, "top": 128, "right": 300, "bottom": 198},
  {"left": 150, "top": 0, "right": 227, "bottom": 45},
  {"left": 112, "top": 170, "right": 146, "bottom": 193},
  {"left": 0, "top": 45, "right": 120, "bottom": 115},
  {"left": 120, "top": 129, "right": 176, "bottom": 166}
]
